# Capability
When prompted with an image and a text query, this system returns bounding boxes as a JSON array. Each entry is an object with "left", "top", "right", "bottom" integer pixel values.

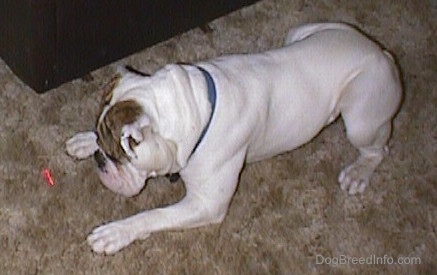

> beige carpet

[{"left": 1, "top": 0, "right": 436, "bottom": 273}]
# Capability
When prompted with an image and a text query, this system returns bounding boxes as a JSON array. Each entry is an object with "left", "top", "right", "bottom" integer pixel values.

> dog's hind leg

[{"left": 338, "top": 52, "right": 402, "bottom": 195}]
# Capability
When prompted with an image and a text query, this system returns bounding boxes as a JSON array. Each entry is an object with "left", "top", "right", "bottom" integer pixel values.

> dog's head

[{"left": 93, "top": 67, "right": 180, "bottom": 197}]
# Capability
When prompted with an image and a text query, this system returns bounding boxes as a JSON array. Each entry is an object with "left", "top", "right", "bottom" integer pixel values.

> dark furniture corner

[{"left": 0, "top": 0, "right": 258, "bottom": 93}]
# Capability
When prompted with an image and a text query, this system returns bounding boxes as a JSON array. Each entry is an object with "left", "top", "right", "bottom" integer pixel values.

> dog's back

[{"left": 285, "top": 23, "right": 358, "bottom": 45}]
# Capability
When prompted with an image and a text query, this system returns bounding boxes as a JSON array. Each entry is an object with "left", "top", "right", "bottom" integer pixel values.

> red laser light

[{"left": 43, "top": 168, "right": 55, "bottom": 186}]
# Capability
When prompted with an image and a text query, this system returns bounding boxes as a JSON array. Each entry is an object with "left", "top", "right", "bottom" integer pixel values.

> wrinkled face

[{"left": 93, "top": 70, "right": 178, "bottom": 197}]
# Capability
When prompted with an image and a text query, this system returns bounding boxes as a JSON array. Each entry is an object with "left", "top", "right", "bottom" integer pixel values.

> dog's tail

[{"left": 284, "top": 23, "right": 356, "bottom": 46}]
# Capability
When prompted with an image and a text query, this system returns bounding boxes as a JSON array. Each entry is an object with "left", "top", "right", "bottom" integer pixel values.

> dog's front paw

[
  {"left": 66, "top": 131, "right": 99, "bottom": 159},
  {"left": 87, "top": 220, "right": 149, "bottom": 254}
]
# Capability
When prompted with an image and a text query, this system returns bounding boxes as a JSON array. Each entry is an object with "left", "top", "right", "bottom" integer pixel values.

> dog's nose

[{"left": 94, "top": 151, "right": 107, "bottom": 171}]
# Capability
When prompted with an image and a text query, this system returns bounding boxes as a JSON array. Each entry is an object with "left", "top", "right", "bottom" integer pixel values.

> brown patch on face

[
  {"left": 103, "top": 74, "right": 121, "bottom": 105},
  {"left": 97, "top": 100, "right": 143, "bottom": 162}
]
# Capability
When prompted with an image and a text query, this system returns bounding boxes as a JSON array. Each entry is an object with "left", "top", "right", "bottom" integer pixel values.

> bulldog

[{"left": 66, "top": 23, "right": 402, "bottom": 254}]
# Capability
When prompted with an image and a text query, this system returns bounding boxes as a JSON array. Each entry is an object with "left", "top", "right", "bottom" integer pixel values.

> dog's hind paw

[
  {"left": 338, "top": 165, "right": 370, "bottom": 195},
  {"left": 338, "top": 159, "right": 379, "bottom": 195},
  {"left": 338, "top": 149, "right": 385, "bottom": 195},
  {"left": 66, "top": 131, "right": 99, "bottom": 159}
]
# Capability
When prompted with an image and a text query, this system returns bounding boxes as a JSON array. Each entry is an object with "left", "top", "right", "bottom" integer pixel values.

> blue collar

[{"left": 190, "top": 66, "right": 217, "bottom": 156}]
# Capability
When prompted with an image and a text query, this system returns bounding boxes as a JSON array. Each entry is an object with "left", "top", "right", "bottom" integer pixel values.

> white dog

[{"left": 66, "top": 23, "right": 402, "bottom": 254}]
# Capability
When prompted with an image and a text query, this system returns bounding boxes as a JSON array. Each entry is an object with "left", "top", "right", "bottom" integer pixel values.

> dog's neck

[
  {"left": 189, "top": 66, "right": 217, "bottom": 157},
  {"left": 166, "top": 66, "right": 217, "bottom": 183}
]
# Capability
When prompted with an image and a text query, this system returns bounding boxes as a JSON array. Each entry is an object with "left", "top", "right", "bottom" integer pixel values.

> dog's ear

[
  {"left": 97, "top": 100, "right": 147, "bottom": 161},
  {"left": 103, "top": 66, "right": 149, "bottom": 106},
  {"left": 120, "top": 113, "right": 151, "bottom": 159},
  {"left": 124, "top": 65, "right": 150, "bottom": 77},
  {"left": 103, "top": 74, "right": 122, "bottom": 105},
  {"left": 116, "top": 65, "right": 130, "bottom": 76},
  {"left": 116, "top": 65, "right": 150, "bottom": 77}
]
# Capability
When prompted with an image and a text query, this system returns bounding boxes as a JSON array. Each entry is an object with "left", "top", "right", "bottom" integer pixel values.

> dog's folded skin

[{"left": 66, "top": 23, "right": 402, "bottom": 254}]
